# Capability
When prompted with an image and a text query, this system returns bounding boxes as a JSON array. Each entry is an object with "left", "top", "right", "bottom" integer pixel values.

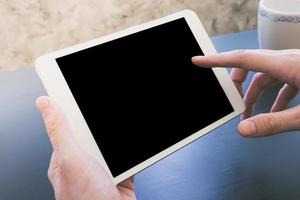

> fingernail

[
  {"left": 191, "top": 56, "right": 201, "bottom": 61},
  {"left": 238, "top": 120, "right": 257, "bottom": 137}
]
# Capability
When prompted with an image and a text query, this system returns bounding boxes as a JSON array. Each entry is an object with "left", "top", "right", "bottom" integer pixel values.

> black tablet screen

[{"left": 56, "top": 18, "right": 234, "bottom": 177}]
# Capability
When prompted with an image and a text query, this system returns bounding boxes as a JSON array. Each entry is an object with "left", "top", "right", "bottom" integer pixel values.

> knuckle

[
  {"left": 47, "top": 158, "right": 60, "bottom": 184},
  {"left": 287, "top": 105, "right": 300, "bottom": 122},
  {"left": 281, "top": 51, "right": 300, "bottom": 87},
  {"left": 45, "top": 114, "right": 67, "bottom": 136},
  {"left": 45, "top": 117, "right": 59, "bottom": 134},
  {"left": 291, "top": 68, "right": 300, "bottom": 88},
  {"left": 47, "top": 168, "right": 53, "bottom": 180},
  {"left": 230, "top": 50, "right": 249, "bottom": 66},
  {"left": 251, "top": 73, "right": 271, "bottom": 89},
  {"left": 232, "top": 50, "right": 248, "bottom": 61},
  {"left": 252, "top": 72, "right": 264, "bottom": 83},
  {"left": 47, "top": 167, "right": 57, "bottom": 183},
  {"left": 261, "top": 114, "right": 280, "bottom": 133}
]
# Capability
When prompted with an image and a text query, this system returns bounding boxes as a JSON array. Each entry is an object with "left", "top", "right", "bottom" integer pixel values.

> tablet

[{"left": 35, "top": 10, "right": 244, "bottom": 184}]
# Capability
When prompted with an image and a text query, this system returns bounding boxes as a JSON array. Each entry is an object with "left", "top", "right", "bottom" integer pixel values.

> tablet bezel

[{"left": 35, "top": 10, "right": 245, "bottom": 184}]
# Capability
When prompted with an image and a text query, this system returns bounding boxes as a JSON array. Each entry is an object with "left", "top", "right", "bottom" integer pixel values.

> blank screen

[{"left": 56, "top": 18, "right": 234, "bottom": 177}]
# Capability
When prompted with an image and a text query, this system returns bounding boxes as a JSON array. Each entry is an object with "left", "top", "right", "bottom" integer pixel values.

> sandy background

[{"left": 0, "top": 0, "right": 259, "bottom": 72}]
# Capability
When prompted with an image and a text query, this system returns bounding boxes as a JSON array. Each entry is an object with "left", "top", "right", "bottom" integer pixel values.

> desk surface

[{"left": 1, "top": 30, "right": 300, "bottom": 200}]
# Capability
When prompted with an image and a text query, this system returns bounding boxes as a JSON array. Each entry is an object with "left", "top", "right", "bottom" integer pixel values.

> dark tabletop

[{"left": 1, "top": 30, "right": 300, "bottom": 200}]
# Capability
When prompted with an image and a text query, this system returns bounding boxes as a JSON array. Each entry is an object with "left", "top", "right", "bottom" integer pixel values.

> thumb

[
  {"left": 36, "top": 96, "right": 77, "bottom": 153},
  {"left": 238, "top": 105, "right": 300, "bottom": 137}
]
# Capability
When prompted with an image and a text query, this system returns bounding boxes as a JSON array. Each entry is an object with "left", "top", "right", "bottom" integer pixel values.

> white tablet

[{"left": 35, "top": 10, "right": 244, "bottom": 184}]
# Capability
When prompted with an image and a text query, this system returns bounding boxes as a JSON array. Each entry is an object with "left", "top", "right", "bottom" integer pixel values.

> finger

[
  {"left": 192, "top": 50, "right": 276, "bottom": 70},
  {"left": 117, "top": 176, "right": 135, "bottom": 198},
  {"left": 242, "top": 73, "right": 279, "bottom": 119},
  {"left": 271, "top": 84, "right": 299, "bottom": 112},
  {"left": 118, "top": 176, "right": 134, "bottom": 188},
  {"left": 230, "top": 68, "right": 248, "bottom": 97},
  {"left": 192, "top": 50, "right": 300, "bottom": 87},
  {"left": 36, "top": 96, "right": 76, "bottom": 153},
  {"left": 238, "top": 105, "right": 300, "bottom": 137}
]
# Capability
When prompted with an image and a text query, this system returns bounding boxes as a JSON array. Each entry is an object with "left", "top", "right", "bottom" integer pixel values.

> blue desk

[{"left": 1, "top": 30, "right": 300, "bottom": 200}]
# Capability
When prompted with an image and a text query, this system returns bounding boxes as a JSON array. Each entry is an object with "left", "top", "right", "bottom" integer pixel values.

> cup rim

[{"left": 260, "top": 0, "right": 300, "bottom": 16}]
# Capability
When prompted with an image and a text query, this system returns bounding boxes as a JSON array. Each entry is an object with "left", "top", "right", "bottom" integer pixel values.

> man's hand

[
  {"left": 192, "top": 49, "right": 300, "bottom": 137},
  {"left": 36, "top": 96, "right": 136, "bottom": 200}
]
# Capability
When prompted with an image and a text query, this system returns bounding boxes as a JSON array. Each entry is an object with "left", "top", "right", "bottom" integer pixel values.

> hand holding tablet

[
  {"left": 36, "top": 96, "right": 136, "bottom": 200},
  {"left": 35, "top": 10, "right": 244, "bottom": 184}
]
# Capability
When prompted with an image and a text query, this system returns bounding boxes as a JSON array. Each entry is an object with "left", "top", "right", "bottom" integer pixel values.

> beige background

[{"left": 0, "top": 0, "right": 259, "bottom": 72}]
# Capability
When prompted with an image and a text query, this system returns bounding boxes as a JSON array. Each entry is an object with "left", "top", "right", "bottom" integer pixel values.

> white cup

[{"left": 258, "top": 0, "right": 300, "bottom": 49}]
